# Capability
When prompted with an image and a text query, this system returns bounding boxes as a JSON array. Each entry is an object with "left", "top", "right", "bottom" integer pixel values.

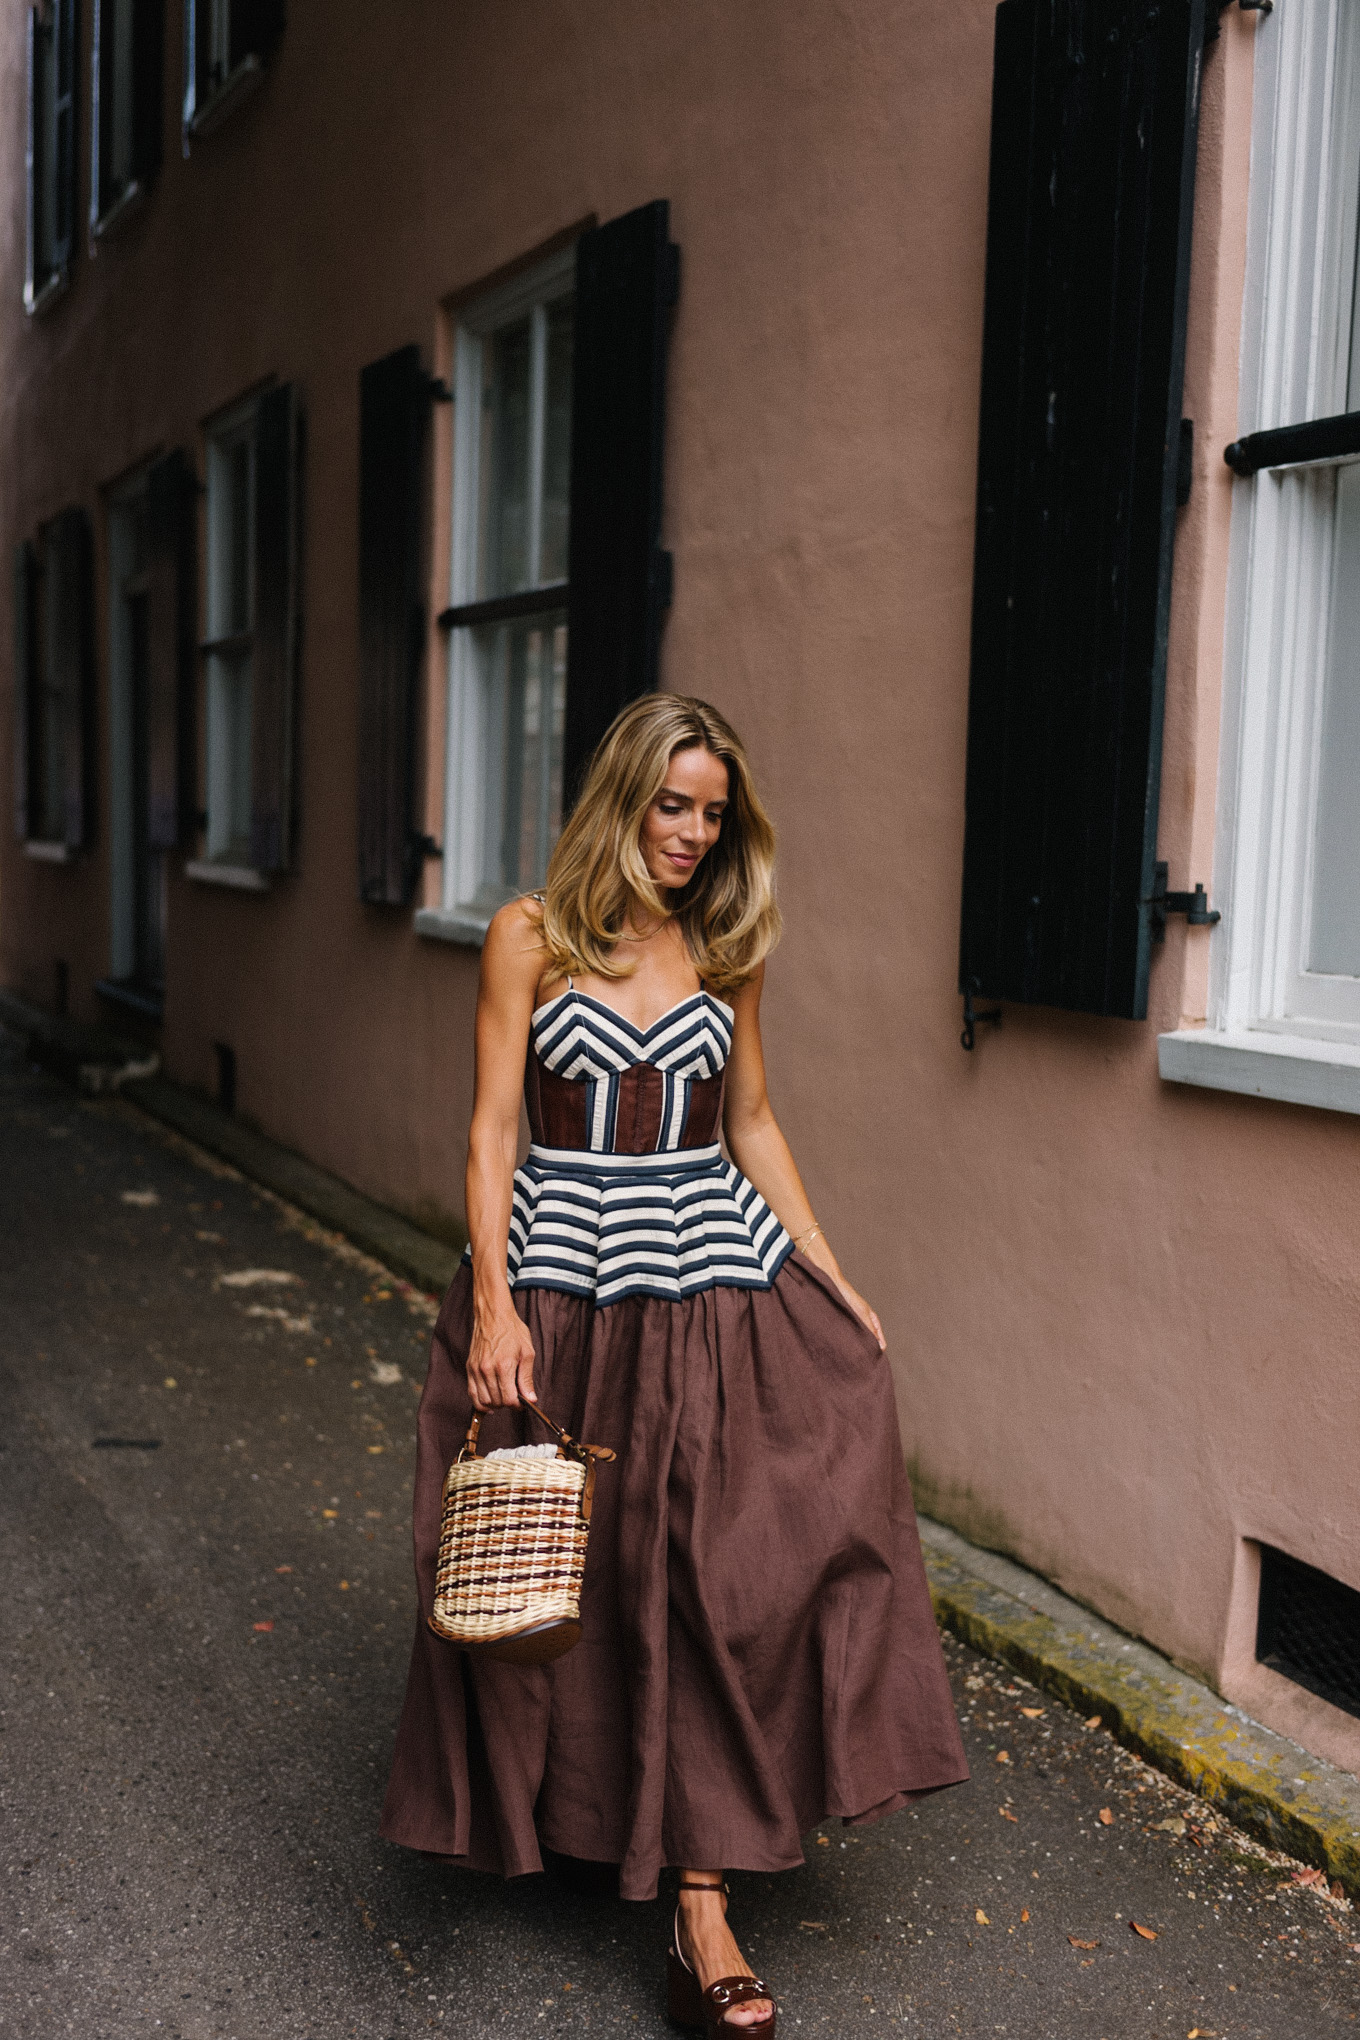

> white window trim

[
  {"left": 1160, "top": 0, "right": 1360, "bottom": 1116},
  {"left": 418, "top": 245, "right": 575, "bottom": 949}
]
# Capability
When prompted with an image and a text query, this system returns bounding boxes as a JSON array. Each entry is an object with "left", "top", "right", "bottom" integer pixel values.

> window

[
  {"left": 24, "top": 0, "right": 77, "bottom": 313},
  {"left": 11, "top": 510, "right": 95, "bottom": 854},
  {"left": 440, "top": 249, "right": 575, "bottom": 922},
  {"left": 203, "top": 403, "right": 256, "bottom": 867},
  {"left": 191, "top": 383, "right": 300, "bottom": 885},
  {"left": 1160, "top": 2, "right": 1360, "bottom": 1111},
  {"left": 91, "top": 0, "right": 163, "bottom": 234},
  {"left": 182, "top": 0, "right": 285, "bottom": 143}
]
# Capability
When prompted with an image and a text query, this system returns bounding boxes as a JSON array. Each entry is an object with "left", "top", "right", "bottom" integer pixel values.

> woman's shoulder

[{"left": 483, "top": 894, "right": 548, "bottom": 974}]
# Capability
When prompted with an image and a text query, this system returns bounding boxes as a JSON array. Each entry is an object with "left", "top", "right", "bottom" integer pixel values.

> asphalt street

[{"left": 2, "top": 1030, "right": 1357, "bottom": 2040}]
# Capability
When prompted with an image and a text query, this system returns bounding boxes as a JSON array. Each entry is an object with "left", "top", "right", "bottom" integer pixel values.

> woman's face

[{"left": 639, "top": 744, "right": 729, "bottom": 893}]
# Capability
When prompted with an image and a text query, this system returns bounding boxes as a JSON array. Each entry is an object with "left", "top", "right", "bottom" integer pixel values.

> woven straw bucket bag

[{"left": 429, "top": 1404, "right": 616, "bottom": 1666}]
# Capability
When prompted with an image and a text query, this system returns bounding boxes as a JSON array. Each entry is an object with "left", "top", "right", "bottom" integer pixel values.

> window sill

[
  {"left": 91, "top": 179, "right": 149, "bottom": 243},
  {"left": 1157, "top": 1027, "right": 1360, "bottom": 1117},
  {"left": 23, "top": 839, "right": 73, "bottom": 864},
  {"left": 413, "top": 905, "right": 492, "bottom": 949},
  {"left": 24, "top": 267, "right": 70, "bottom": 319},
  {"left": 185, "top": 56, "right": 263, "bottom": 141},
  {"left": 185, "top": 859, "right": 270, "bottom": 893}
]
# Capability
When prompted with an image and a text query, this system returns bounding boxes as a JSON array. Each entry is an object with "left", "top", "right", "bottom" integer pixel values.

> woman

[{"left": 381, "top": 695, "right": 967, "bottom": 2034}]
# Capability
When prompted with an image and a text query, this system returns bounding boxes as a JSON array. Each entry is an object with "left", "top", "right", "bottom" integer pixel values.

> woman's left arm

[{"left": 722, "top": 965, "right": 885, "bottom": 1351}]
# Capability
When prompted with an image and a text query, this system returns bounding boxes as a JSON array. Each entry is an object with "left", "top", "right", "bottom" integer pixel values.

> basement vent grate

[{"left": 1256, "top": 1544, "right": 1360, "bottom": 1722}]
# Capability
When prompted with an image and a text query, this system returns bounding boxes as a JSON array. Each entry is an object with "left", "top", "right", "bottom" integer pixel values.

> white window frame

[
  {"left": 186, "top": 393, "right": 268, "bottom": 889},
  {"left": 1160, "top": 0, "right": 1360, "bottom": 1114},
  {"left": 417, "top": 245, "right": 575, "bottom": 947}
]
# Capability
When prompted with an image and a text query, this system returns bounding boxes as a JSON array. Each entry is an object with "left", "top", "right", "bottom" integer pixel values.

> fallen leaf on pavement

[
  {"left": 816, "top": 1836, "right": 830, "bottom": 1846},
  {"left": 339, "top": 1579, "right": 350, "bottom": 1591},
  {"left": 1098, "top": 1807, "right": 1114, "bottom": 1825},
  {"left": 121, "top": 1189, "right": 159, "bottom": 1206},
  {"left": 1290, "top": 1867, "right": 1328, "bottom": 1889},
  {"left": 1130, "top": 1921, "right": 1158, "bottom": 1940},
  {"left": 1067, "top": 1936, "right": 1099, "bottom": 1950},
  {"left": 219, "top": 1269, "right": 301, "bottom": 1288},
  {"left": 322, "top": 1509, "right": 338, "bottom": 1519},
  {"left": 798, "top": 1922, "right": 826, "bottom": 1932},
  {"left": 1020, "top": 1909, "right": 1029, "bottom": 1923},
  {"left": 1084, "top": 1714, "right": 1102, "bottom": 1729},
  {"left": 275, "top": 1564, "right": 293, "bottom": 1573},
  {"left": 369, "top": 1360, "right": 404, "bottom": 1386},
  {"left": 253, "top": 1621, "right": 274, "bottom": 1633},
  {"left": 995, "top": 1750, "right": 1010, "bottom": 1764},
  {"left": 245, "top": 1305, "right": 314, "bottom": 1333},
  {"left": 1019, "top": 1706, "right": 1044, "bottom": 1718},
  {"left": 367, "top": 1444, "right": 385, "bottom": 1454},
  {"left": 999, "top": 1806, "right": 1018, "bottom": 1822},
  {"left": 1153, "top": 1817, "right": 1185, "bottom": 1836},
  {"left": 975, "top": 1911, "right": 990, "bottom": 1926},
  {"left": 1188, "top": 2028, "right": 1218, "bottom": 2037}
]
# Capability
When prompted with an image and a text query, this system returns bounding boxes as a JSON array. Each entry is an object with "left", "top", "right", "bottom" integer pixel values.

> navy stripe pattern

[
  {"left": 531, "top": 989, "right": 732, "bottom": 1153},
  {"left": 481, "top": 989, "right": 794, "bottom": 1307}
]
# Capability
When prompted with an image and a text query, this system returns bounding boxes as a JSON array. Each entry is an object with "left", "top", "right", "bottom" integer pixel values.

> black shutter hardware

[
  {"left": 563, "top": 199, "right": 679, "bottom": 807},
  {"left": 12, "top": 541, "right": 36, "bottom": 841},
  {"left": 957, "top": 0, "right": 1207, "bottom": 1031},
  {"left": 1225, "top": 408, "right": 1360, "bottom": 478},
  {"left": 251, "top": 383, "right": 301, "bottom": 873},
  {"left": 357, "top": 345, "right": 430, "bottom": 906},
  {"left": 145, "top": 449, "right": 198, "bottom": 850}
]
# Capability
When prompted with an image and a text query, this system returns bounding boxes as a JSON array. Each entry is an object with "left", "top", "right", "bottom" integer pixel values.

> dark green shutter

[
  {"left": 48, "top": 507, "right": 96, "bottom": 851},
  {"left": 251, "top": 382, "right": 301, "bottom": 873},
  {"left": 12, "top": 541, "right": 36, "bottom": 841},
  {"left": 958, "top": 0, "right": 1206, "bottom": 1019},
  {"left": 229, "top": 0, "right": 286, "bottom": 72},
  {"left": 146, "top": 449, "right": 198, "bottom": 850},
  {"left": 356, "top": 345, "right": 429, "bottom": 905},
  {"left": 563, "top": 200, "right": 679, "bottom": 804}
]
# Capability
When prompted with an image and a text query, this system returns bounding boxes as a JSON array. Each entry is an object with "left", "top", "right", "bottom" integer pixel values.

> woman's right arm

[{"left": 463, "top": 901, "right": 545, "bottom": 1409}]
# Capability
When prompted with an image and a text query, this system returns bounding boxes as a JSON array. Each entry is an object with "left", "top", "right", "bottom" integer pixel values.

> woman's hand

[
  {"left": 466, "top": 1303, "right": 538, "bottom": 1409},
  {"left": 833, "top": 1275, "right": 886, "bottom": 1352}
]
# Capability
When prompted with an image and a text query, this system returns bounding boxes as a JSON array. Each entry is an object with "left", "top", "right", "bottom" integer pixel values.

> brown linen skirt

[{"left": 380, "top": 1251, "right": 967, "bottom": 1901}]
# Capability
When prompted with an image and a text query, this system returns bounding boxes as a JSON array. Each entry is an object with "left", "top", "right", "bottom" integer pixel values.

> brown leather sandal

[{"left": 667, "top": 1879, "right": 777, "bottom": 2036}]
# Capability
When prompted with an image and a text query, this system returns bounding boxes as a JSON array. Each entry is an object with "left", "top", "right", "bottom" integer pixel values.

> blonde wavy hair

[{"left": 538, "top": 695, "right": 780, "bottom": 996}]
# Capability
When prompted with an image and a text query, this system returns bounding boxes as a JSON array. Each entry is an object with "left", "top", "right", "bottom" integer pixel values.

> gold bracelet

[{"left": 792, "top": 1220, "right": 822, "bottom": 1252}]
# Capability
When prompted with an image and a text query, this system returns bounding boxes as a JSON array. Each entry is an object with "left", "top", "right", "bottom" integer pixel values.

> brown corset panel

[{"left": 525, "top": 1053, "right": 726, "bottom": 1155}]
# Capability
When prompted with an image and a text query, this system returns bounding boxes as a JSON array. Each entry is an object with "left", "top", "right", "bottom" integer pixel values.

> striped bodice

[
  {"left": 530, "top": 987, "right": 732, "bottom": 1153},
  {"left": 482, "top": 981, "right": 792, "bottom": 1308}
]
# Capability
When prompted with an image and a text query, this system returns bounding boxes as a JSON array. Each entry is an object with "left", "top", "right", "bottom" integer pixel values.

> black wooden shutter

[
  {"left": 51, "top": 0, "right": 77, "bottom": 278},
  {"left": 48, "top": 507, "right": 96, "bottom": 851},
  {"left": 958, "top": 0, "right": 1206, "bottom": 1020},
  {"left": 229, "top": 0, "right": 286, "bottom": 71},
  {"left": 357, "top": 345, "right": 428, "bottom": 905},
  {"left": 251, "top": 382, "right": 301, "bottom": 873},
  {"left": 146, "top": 449, "right": 197, "bottom": 850},
  {"left": 91, "top": 0, "right": 109, "bottom": 224},
  {"left": 12, "top": 541, "right": 36, "bottom": 841},
  {"left": 563, "top": 199, "right": 679, "bottom": 803},
  {"left": 23, "top": 10, "right": 37, "bottom": 306}
]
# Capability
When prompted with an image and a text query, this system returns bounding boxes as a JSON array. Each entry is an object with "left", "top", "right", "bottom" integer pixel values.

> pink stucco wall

[{"left": 1, "top": 3, "right": 1354, "bottom": 1773}]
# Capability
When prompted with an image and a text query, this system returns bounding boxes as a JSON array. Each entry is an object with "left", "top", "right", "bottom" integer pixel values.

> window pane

[
  {"left": 540, "top": 297, "right": 574, "bottom": 584},
  {"left": 1308, "top": 464, "right": 1360, "bottom": 975},
  {"left": 36, "top": 20, "right": 57, "bottom": 273},
  {"left": 472, "top": 614, "right": 567, "bottom": 899},
  {"left": 226, "top": 438, "right": 252, "bottom": 632},
  {"left": 481, "top": 317, "right": 532, "bottom": 597},
  {"left": 206, "top": 651, "right": 253, "bottom": 860}
]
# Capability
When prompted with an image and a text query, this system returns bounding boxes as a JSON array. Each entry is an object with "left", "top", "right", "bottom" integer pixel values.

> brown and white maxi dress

[{"left": 381, "top": 986, "right": 967, "bottom": 1901}]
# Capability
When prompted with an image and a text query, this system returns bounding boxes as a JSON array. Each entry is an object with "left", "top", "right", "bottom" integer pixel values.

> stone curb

[
  {"left": 918, "top": 1516, "right": 1360, "bottom": 1900},
  {"left": 122, "top": 1073, "right": 465, "bottom": 1299}
]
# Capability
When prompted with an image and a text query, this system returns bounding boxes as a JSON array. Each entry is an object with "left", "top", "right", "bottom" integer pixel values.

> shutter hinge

[
  {"left": 1146, "top": 862, "right": 1220, "bottom": 942},
  {"left": 960, "top": 981, "right": 1002, "bottom": 1053},
  {"left": 427, "top": 377, "right": 452, "bottom": 404},
  {"left": 411, "top": 832, "right": 443, "bottom": 860}
]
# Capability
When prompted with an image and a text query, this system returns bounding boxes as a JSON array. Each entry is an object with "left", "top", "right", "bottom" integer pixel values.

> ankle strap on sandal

[{"left": 677, "top": 1879, "right": 730, "bottom": 1895}]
